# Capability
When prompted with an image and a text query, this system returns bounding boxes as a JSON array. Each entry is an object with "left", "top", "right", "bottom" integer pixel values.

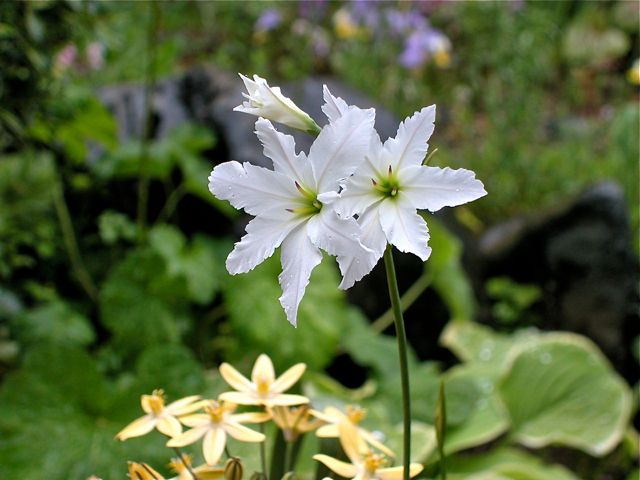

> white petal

[
  {"left": 378, "top": 200, "right": 432, "bottom": 261},
  {"left": 203, "top": 427, "right": 226, "bottom": 465},
  {"left": 254, "top": 118, "right": 315, "bottom": 186},
  {"left": 400, "top": 165, "right": 487, "bottom": 212},
  {"left": 208, "top": 161, "right": 301, "bottom": 217},
  {"left": 321, "top": 85, "right": 349, "bottom": 122},
  {"left": 278, "top": 224, "right": 323, "bottom": 327},
  {"left": 336, "top": 206, "right": 386, "bottom": 289},
  {"left": 308, "top": 106, "right": 375, "bottom": 193},
  {"left": 226, "top": 214, "right": 304, "bottom": 274},
  {"left": 307, "top": 207, "right": 371, "bottom": 258},
  {"left": 335, "top": 170, "right": 381, "bottom": 219},
  {"left": 382, "top": 105, "right": 436, "bottom": 171}
]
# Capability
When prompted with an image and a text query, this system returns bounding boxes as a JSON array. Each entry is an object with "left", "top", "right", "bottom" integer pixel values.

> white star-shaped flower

[
  {"left": 335, "top": 103, "right": 487, "bottom": 285},
  {"left": 209, "top": 89, "right": 376, "bottom": 326}
]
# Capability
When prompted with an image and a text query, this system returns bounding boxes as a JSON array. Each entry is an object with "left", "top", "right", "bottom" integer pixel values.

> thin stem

[
  {"left": 371, "top": 270, "right": 432, "bottom": 333},
  {"left": 383, "top": 244, "right": 411, "bottom": 480},
  {"left": 172, "top": 447, "right": 197, "bottom": 480},
  {"left": 284, "top": 440, "right": 293, "bottom": 473},
  {"left": 52, "top": 176, "right": 98, "bottom": 302},
  {"left": 136, "top": 1, "right": 160, "bottom": 242},
  {"left": 259, "top": 422, "right": 268, "bottom": 479}
]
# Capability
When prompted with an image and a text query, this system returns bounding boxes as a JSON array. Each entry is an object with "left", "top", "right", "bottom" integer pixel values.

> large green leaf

[
  {"left": 441, "top": 363, "right": 510, "bottom": 455},
  {"left": 499, "top": 333, "right": 633, "bottom": 456},
  {"left": 447, "top": 447, "right": 579, "bottom": 480}
]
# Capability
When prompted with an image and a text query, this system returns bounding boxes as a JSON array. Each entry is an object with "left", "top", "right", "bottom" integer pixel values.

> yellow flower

[
  {"left": 219, "top": 354, "right": 309, "bottom": 407},
  {"left": 117, "top": 390, "right": 202, "bottom": 441},
  {"left": 313, "top": 422, "right": 423, "bottom": 480},
  {"left": 311, "top": 405, "right": 394, "bottom": 457},
  {"left": 269, "top": 405, "right": 324, "bottom": 442},
  {"left": 167, "top": 400, "right": 269, "bottom": 465},
  {"left": 169, "top": 454, "right": 225, "bottom": 480},
  {"left": 127, "top": 462, "right": 165, "bottom": 480}
]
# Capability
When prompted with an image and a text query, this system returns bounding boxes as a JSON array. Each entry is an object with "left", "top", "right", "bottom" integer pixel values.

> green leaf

[
  {"left": 98, "top": 210, "right": 138, "bottom": 245},
  {"left": 12, "top": 300, "right": 95, "bottom": 347},
  {"left": 100, "top": 248, "right": 185, "bottom": 355},
  {"left": 447, "top": 447, "right": 579, "bottom": 480},
  {"left": 149, "top": 225, "right": 225, "bottom": 304},
  {"left": 221, "top": 254, "right": 351, "bottom": 371},
  {"left": 0, "top": 344, "right": 209, "bottom": 479},
  {"left": 499, "top": 333, "right": 634, "bottom": 456},
  {"left": 441, "top": 363, "right": 510, "bottom": 455}
]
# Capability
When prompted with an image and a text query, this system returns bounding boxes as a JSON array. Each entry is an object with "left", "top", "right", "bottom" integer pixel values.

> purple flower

[
  {"left": 86, "top": 42, "right": 105, "bottom": 70},
  {"left": 349, "top": 0, "right": 381, "bottom": 29},
  {"left": 255, "top": 9, "right": 282, "bottom": 33},
  {"left": 56, "top": 44, "right": 77, "bottom": 70},
  {"left": 399, "top": 27, "right": 450, "bottom": 68},
  {"left": 385, "top": 9, "right": 427, "bottom": 36},
  {"left": 298, "top": 0, "right": 328, "bottom": 22}
]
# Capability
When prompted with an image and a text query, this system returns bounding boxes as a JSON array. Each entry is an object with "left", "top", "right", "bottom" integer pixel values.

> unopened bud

[{"left": 225, "top": 457, "right": 244, "bottom": 480}]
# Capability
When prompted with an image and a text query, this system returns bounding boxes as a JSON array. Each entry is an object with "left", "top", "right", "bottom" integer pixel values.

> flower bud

[
  {"left": 225, "top": 457, "right": 244, "bottom": 480},
  {"left": 234, "top": 74, "right": 321, "bottom": 135},
  {"left": 249, "top": 472, "right": 267, "bottom": 480}
]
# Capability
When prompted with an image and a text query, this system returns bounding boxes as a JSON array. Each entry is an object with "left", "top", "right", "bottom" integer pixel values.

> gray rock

[
  {"left": 477, "top": 182, "right": 639, "bottom": 375},
  {"left": 98, "top": 66, "right": 401, "bottom": 169}
]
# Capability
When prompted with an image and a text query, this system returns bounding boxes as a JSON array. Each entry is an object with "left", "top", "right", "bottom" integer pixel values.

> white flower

[
  {"left": 335, "top": 104, "right": 486, "bottom": 284},
  {"left": 234, "top": 74, "right": 321, "bottom": 134},
  {"left": 209, "top": 88, "right": 376, "bottom": 326}
]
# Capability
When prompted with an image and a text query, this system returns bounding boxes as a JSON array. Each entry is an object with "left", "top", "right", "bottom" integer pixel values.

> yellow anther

[
  {"left": 148, "top": 390, "right": 166, "bottom": 415},
  {"left": 346, "top": 405, "right": 366, "bottom": 424}
]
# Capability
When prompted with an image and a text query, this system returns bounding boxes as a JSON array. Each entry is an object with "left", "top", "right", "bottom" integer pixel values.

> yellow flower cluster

[{"left": 114, "top": 354, "right": 421, "bottom": 480}]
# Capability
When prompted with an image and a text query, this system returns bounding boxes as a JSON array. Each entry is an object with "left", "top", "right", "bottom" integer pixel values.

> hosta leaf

[
  {"left": 447, "top": 446, "right": 579, "bottom": 480},
  {"left": 499, "top": 333, "right": 633, "bottom": 456}
]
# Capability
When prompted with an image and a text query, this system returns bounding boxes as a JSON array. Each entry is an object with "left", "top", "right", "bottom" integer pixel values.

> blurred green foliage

[{"left": 0, "top": 1, "right": 637, "bottom": 479}]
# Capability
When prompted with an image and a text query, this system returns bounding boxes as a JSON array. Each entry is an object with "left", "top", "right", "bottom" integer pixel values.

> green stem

[
  {"left": 259, "top": 422, "right": 268, "bottom": 479},
  {"left": 52, "top": 176, "right": 98, "bottom": 302},
  {"left": 136, "top": 1, "right": 160, "bottom": 242},
  {"left": 172, "top": 447, "right": 198, "bottom": 480},
  {"left": 383, "top": 244, "right": 411, "bottom": 480},
  {"left": 371, "top": 270, "right": 432, "bottom": 333},
  {"left": 284, "top": 440, "right": 293, "bottom": 473}
]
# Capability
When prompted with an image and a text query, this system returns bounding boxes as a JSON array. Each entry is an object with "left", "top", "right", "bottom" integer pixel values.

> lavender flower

[{"left": 255, "top": 9, "right": 282, "bottom": 33}]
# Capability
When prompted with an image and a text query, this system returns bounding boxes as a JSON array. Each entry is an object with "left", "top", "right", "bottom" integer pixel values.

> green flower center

[
  {"left": 372, "top": 165, "right": 400, "bottom": 199},
  {"left": 287, "top": 181, "right": 322, "bottom": 216}
]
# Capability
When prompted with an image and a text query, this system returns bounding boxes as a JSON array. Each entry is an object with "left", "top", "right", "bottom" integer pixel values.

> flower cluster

[
  {"left": 209, "top": 75, "right": 486, "bottom": 327},
  {"left": 114, "top": 355, "right": 422, "bottom": 480}
]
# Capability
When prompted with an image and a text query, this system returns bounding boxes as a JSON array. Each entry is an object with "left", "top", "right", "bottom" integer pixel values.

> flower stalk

[{"left": 383, "top": 244, "right": 411, "bottom": 480}]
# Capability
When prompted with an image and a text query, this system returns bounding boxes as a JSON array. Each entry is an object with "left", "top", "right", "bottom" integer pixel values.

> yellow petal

[
  {"left": 224, "top": 421, "right": 265, "bottom": 442},
  {"left": 156, "top": 415, "right": 182, "bottom": 438},
  {"left": 128, "top": 462, "right": 165, "bottom": 480},
  {"left": 203, "top": 427, "right": 227, "bottom": 465},
  {"left": 251, "top": 354, "right": 275, "bottom": 386},
  {"left": 180, "top": 413, "right": 211, "bottom": 428},
  {"left": 270, "top": 363, "right": 306, "bottom": 393},
  {"left": 377, "top": 464, "right": 423, "bottom": 480},
  {"left": 359, "top": 427, "right": 395, "bottom": 457},
  {"left": 219, "top": 363, "right": 254, "bottom": 394},
  {"left": 219, "top": 391, "right": 261, "bottom": 406},
  {"left": 267, "top": 394, "right": 310, "bottom": 407},
  {"left": 316, "top": 424, "right": 339, "bottom": 438},
  {"left": 231, "top": 412, "right": 271, "bottom": 424},
  {"left": 312, "top": 454, "right": 358, "bottom": 478},
  {"left": 167, "top": 395, "right": 202, "bottom": 415},
  {"left": 193, "top": 465, "right": 226, "bottom": 479},
  {"left": 338, "top": 421, "right": 365, "bottom": 465},
  {"left": 116, "top": 415, "right": 156, "bottom": 441},
  {"left": 167, "top": 426, "right": 208, "bottom": 448}
]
